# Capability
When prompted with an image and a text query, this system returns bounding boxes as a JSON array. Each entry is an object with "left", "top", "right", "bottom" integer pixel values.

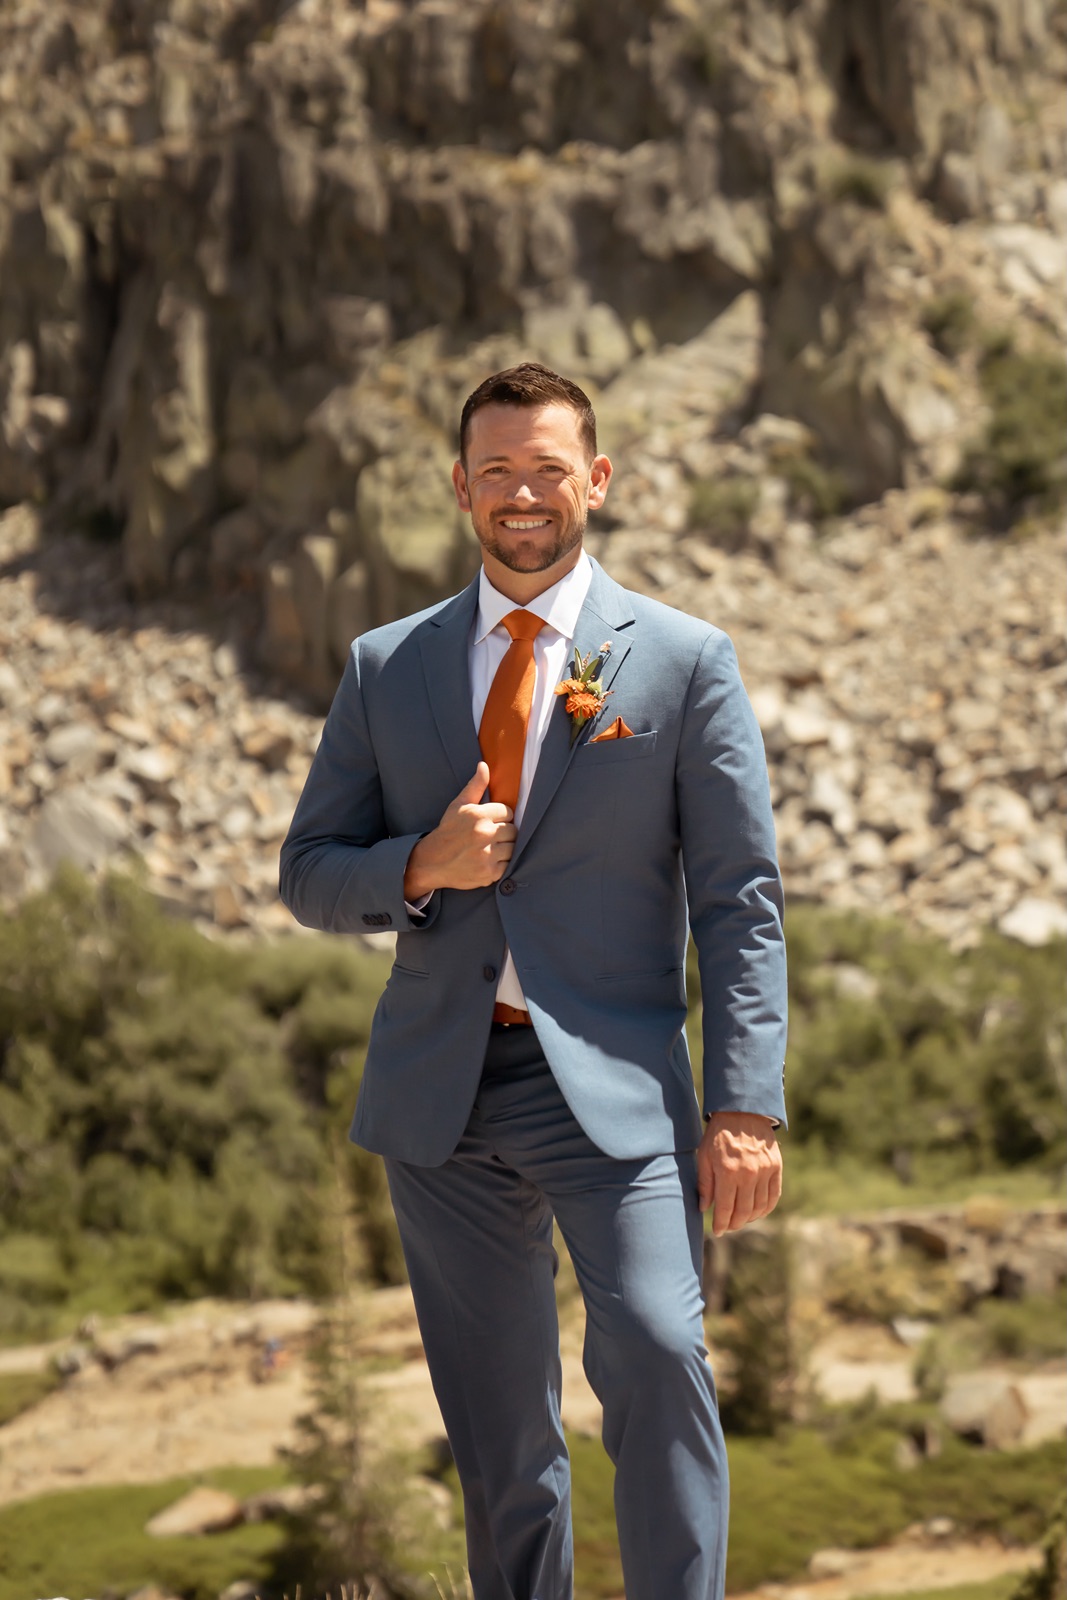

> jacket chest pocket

[{"left": 571, "top": 730, "right": 658, "bottom": 766}]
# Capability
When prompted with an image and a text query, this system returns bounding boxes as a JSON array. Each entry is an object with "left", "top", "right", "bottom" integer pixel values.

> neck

[{"left": 481, "top": 544, "right": 584, "bottom": 604}]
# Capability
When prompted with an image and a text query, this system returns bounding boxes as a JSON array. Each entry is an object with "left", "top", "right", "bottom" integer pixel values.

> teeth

[{"left": 502, "top": 519, "right": 550, "bottom": 529}]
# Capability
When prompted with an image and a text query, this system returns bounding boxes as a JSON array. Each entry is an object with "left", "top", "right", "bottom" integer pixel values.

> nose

[{"left": 505, "top": 478, "right": 542, "bottom": 506}]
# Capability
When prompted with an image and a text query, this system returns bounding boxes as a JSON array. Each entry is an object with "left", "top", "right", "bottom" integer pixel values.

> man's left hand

[{"left": 698, "top": 1112, "right": 782, "bottom": 1236}]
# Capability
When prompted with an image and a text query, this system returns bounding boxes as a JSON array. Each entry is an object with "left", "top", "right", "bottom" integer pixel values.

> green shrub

[
  {"left": 0, "top": 868, "right": 396, "bottom": 1330},
  {"left": 778, "top": 909, "right": 1065, "bottom": 1181},
  {"left": 1011, "top": 1490, "right": 1066, "bottom": 1600},
  {"left": 922, "top": 290, "right": 978, "bottom": 359},
  {"left": 955, "top": 338, "right": 1067, "bottom": 524},
  {"left": 976, "top": 1291, "right": 1067, "bottom": 1364},
  {"left": 717, "top": 1224, "right": 798, "bottom": 1435},
  {"left": 778, "top": 450, "right": 848, "bottom": 520},
  {"left": 687, "top": 905, "right": 1065, "bottom": 1194},
  {"left": 825, "top": 156, "right": 895, "bottom": 210},
  {"left": 688, "top": 476, "right": 759, "bottom": 547}
]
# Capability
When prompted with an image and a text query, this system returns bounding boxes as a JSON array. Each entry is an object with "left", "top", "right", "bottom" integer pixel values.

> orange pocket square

[{"left": 589, "top": 716, "right": 635, "bottom": 743}]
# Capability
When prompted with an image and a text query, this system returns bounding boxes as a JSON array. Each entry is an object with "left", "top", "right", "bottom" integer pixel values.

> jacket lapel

[
  {"left": 418, "top": 574, "right": 482, "bottom": 788},
  {"left": 511, "top": 559, "right": 635, "bottom": 867}
]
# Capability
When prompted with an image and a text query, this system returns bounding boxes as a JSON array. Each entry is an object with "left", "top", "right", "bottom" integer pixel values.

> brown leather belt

[{"left": 492, "top": 1001, "right": 533, "bottom": 1027}]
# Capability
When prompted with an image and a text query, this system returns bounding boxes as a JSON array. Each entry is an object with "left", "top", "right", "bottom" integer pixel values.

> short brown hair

[{"left": 459, "top": 362, "right": 597, "bottom": 461}]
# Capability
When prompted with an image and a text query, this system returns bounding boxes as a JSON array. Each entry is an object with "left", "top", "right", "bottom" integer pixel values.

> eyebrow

[{"left": 476, "top": 452, "right": 568, "bottom": 466}]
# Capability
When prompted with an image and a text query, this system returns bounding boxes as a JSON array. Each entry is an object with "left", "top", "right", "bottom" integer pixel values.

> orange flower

[
  {"left": 565, "top": 689, "right": 602, "bottom": 719},
  {"left": 556, "top": 644, "right": 613, "bottom": 743}
]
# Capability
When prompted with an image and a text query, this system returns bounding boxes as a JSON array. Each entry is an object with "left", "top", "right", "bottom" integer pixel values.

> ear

[
  {"left": 587, "top": 453, "right": 613, "bottom": 511},
  {"left": 452, "top": 459, "right": 471, "bottom": 512}
]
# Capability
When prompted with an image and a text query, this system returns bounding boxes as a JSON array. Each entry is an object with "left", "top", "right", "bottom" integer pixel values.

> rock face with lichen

[{"left": 0, "top": 0, "right": 1064, "bottom": 703}]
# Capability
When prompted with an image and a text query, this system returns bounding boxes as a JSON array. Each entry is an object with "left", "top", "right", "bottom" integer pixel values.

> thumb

[{"left": 456, "top": 761, "right": 490, "bottom": 807}]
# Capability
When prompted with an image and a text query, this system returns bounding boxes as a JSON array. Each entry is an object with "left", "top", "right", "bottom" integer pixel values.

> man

[{"left": 280, "top": 363, "right": 787, "bottom": 1600}]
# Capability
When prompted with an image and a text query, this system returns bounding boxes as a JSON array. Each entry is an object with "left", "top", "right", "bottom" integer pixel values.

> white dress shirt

[
  {"left": 408, "top": 551, "right": 594, "bottom": 1010},
  {"left": 473, "top": 552, "right": 593, "bottom": 1008}
]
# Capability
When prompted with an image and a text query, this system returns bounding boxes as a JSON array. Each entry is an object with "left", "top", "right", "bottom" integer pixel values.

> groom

[{"left": 280, "top": 363, "right": 787, "bottom": 1600}]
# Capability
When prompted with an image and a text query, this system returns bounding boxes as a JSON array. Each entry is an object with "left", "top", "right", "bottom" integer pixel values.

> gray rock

[
  {"left": 145, "top": 1486, "right": 243, "bottom": 1538},
  {"left": 999, "top": 896, "right": 1067, "bottom": 945},
  {"left": 0, "top": 661, "right": 22, "bottom": 704},
  {"left": 32, "top": 790, "right": 128, "bottom": 873},
  {"left": 941, "top": 1375, "right": 1029, "bottom": 1449},
  {"left": 123, "top": 748, "right": 179, "bottom": 795},
  {"left": 328, "top": 560, "right": 372, "bottom": 665},
  {"left": 43, "top": 722, "right": 102, "bottom": 768},
  {"left": 890, "top": 1316, "right": 935, "bottom": 1348},
  {"left": 808, "top": 1548, "right": 859, "bottom": 1578},
  {"left": 986, "top": 224, "right": 1066, "bottom": 289},
  {"left": 938, "top": 152, "right": 984, "bottom": 219},
  {"left": 240, "top": 1483, "right": 324, "bottom": 1523}
]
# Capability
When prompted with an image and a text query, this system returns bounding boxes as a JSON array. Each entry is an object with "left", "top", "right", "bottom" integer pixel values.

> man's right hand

[{"left": 403, "top": 762, "right": 517, "bottom": 898}]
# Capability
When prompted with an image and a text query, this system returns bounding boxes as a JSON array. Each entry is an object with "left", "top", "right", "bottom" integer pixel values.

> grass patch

[
  {"left": 0, "top": 1366, "right": 59, "bottom": 1425},
  {"left": 728, "top": 1425, "right": 1063, "bottom": 1592},
  {"left": 854, "top": 1582, "right": 1019, "bottom": 1600},
  {"left": 782, "top": 1155, "right": 1064, "bottom": 1217},
  {"left": 537, "top": 1426, "right": 1067, "bottom": 1598},
  {"left": 0, "top": 1465, "right": 289, "bottom": 1600}
]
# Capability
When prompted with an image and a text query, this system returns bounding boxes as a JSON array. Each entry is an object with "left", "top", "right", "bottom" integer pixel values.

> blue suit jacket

[{"left": 279, "top": 557, "right": 787, "bottom": 1166}]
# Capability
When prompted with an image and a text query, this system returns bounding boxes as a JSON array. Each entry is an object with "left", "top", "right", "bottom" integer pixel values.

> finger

[
  {"left": 456, "top": 762, "right": 491, "bottom": 806},
  {"left": 711, "top": 1171, "right": 737, "bottom": 1237},
  {"left": 743, "top": 1171, "right": 770, "bottom": 1226},
  {"left": 473, "top": 802, "right": 514, "bottom": 822},
  {"left": 698, "top": 1157, "right": 714, "bottom": 1215},
  {"left": 753, "top": 1168, "right": 774, "bottom": 1221},
  {"left": 492, "top": 822, "right": 518, "bottom": 842},
  {"left": 726, "top": 1179, "right": 756, "bottom": 1233}
]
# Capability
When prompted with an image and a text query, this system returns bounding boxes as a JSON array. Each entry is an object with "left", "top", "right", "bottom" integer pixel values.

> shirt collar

[{"left": 474, "top": 550, "right": 593, "bottom": 646}]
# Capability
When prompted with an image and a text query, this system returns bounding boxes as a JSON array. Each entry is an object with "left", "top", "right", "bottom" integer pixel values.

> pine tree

[{"left": 277, "top": 1151, "right": 416, "bottom": 1599}]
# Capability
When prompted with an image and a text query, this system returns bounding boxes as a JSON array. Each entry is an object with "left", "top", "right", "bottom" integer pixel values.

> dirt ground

[{"left": 0, "top": 1289, "right": 1059, "bottom": 1597}]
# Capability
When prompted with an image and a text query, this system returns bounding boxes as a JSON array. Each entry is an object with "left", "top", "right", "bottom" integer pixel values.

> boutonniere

[{"left": 554, "top": 642, "right": 613, "bottom": 745}]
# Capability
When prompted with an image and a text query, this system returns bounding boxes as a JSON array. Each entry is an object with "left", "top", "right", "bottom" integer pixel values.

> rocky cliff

[{"left": 0, "top": 0, "right": 1064, "bottom": 942}]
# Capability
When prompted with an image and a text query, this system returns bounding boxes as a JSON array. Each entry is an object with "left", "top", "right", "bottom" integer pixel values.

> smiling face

[{"left": 452, "top": 401, "right": 613, "bottom": 602}]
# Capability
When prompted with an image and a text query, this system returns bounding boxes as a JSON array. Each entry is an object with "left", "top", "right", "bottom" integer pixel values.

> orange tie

[{"left": 479, "top": 610, "right": 546, "bottom": 812}]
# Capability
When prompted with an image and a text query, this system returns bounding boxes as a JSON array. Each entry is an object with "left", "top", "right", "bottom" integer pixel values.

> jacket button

[
  {"left": 483, "top": 964, "right": 496, "bottom": 982},
  {"left": 499, "top": 878, "right": 515, "bottom": 896}
]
